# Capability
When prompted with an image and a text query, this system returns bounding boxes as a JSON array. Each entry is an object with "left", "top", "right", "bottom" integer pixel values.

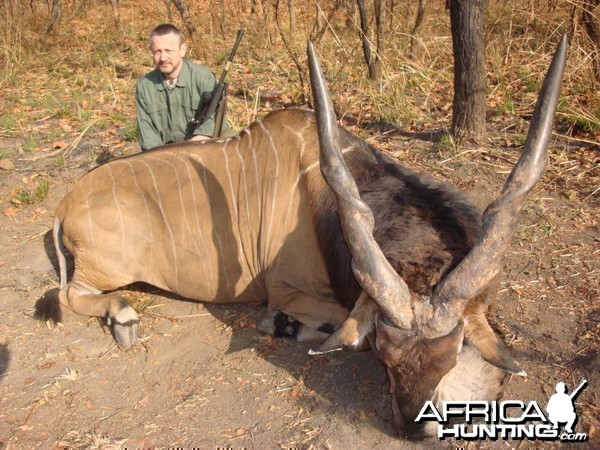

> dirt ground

[{"left": 0, "top": 114, "right": 598, "bottom": 449}]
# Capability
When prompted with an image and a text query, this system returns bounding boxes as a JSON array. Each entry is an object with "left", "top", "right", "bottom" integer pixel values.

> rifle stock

[{"left": 185, "top": 29, "right": 245, "bottom": 140}]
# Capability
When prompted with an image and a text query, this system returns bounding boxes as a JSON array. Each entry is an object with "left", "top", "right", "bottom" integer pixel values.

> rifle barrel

[
  {"left": 185, "top": 29, "right": 245, "bottom": 140},
  {"left": 219, "top": 29, "right": 245, "bottom": 84},
  {"left": 569, "top": 378, "right": 587, "bottom": 400}
]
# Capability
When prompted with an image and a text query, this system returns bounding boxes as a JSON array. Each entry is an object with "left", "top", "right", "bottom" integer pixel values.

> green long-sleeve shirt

[{"left": 135, "top": 59, "right": 217, "bottom": 151}]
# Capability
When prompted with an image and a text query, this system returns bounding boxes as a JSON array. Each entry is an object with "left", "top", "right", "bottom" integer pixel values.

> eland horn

[
  {"left": 425, "top": 35, "right": 568, "bottom": 339},
  {"left": 307, "top": 41, "right": 414, "bottom": 330}
]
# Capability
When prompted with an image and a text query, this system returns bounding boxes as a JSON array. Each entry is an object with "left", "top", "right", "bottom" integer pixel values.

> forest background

[{"left": 1, "top": 0, "right": 598, "bottom": 157}]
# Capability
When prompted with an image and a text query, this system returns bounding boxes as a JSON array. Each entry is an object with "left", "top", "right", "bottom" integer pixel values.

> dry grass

[
  {"left": 54, "top": 429, "right": 127, "bottom": 449},
  {"left": 0, "top": 1, "right": 597, "bottom": 153}
]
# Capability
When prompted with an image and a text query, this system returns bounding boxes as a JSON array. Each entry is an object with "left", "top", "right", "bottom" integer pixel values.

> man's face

[{"left": 150, "top": 32, "right": 187, "bottom": 79}]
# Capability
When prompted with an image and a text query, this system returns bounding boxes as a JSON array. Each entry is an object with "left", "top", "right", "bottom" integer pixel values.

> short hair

[{"left": 149, "top": 24, "right": 184, "bottom": 46}]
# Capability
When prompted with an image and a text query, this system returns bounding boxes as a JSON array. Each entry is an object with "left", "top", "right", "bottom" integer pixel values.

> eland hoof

[{"left": 112, "top": 306, "right": 139, "bottom": 347}]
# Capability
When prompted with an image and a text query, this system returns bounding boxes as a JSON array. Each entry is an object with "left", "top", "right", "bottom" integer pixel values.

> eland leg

[
  {"left": 258, "top": 310, "right": 333, "bottom": 342},
  {"left": 58, "top": 281, "right": 139, "bottom": 346},
  {"left": 261, "top": 283, "right": 349, "bottom": 342}
]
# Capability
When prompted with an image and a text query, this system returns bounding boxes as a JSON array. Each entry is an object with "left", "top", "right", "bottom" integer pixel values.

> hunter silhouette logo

[
  {"left": 415, "top": 378, "right": 589, "bottom": 441},
  {"left": 546, "top": 379, "right": 587, "bottom": 434}
]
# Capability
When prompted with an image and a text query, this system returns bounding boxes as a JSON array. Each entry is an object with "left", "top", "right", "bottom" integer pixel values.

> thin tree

[
  {"left": 373, "top": 0, "right": 387, "bottom": 83},
  {"left": 448, "top": 0, "right": 488, "bottom": 142},
  {"left": 310, "top": 0, "right": 343, "bottom": 44},
  {"left": 108, "top": 0, "right": 128, "bottom": 50},
  {"left": 45, "top": 0, "right": 62, "bottom": 36},
  {"left": 580, "top": 0, "right": 600, "bottom": 84},
  {"left": 170, "top": 0, "right": 201, "bottom": 55},
  {"left": 274, "top": 0, "right": 307, "bottom": 102},
  {"left": 410, "top": 0, "right": 426, "bottom": 61},
  {"left": 356, "top": 0, "right": 372, "bottom": 77},
  {"left": 162, "top": 0, "right": 174, "bottom": 22},
  {"left": 356, "top": 0, "right": 387, "bottom": 84},
  {"left": 311, "top": 0, "right": 323, "bottom": 40},
  {"left": 219, "top": 0, "right": 226, "bottom": 35},
  {"left": 288, "top": 0, "right": 296, "bottom": 36}
]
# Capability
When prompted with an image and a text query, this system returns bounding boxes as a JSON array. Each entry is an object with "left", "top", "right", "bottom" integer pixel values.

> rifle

[
  {"left": 569, "top": 378, "right": 587, "bottom": 401},
  {"left": 184, "top": 29, "right": 245, "bottom": 140}
]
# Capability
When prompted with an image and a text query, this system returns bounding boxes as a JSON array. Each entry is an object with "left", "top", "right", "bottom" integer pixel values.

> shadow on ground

[
  {"left": 202, "top": 301, "right": 396, "bottom": 438},
  {"left": 0, "top": 343, "right": 9, "bottom": 383}
]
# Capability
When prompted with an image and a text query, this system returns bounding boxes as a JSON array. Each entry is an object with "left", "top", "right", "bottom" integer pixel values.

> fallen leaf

[
  {"left": 3, "top": 206, "right": 20, "bottom": 217},
  {"left": 37, "top": 362, "right": 57, "bottom": 370},
  {"left": 0, "top": 159, "right": 15, "bottom": 171},
  {"left": 106, "top": 139, "right": 125, "bottom": 149},
  {"left": 265, "top": 334, "right": 276, "bottom": 348}
]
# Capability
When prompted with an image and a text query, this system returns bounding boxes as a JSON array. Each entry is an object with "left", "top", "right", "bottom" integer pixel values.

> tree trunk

[
  {"left": 108, "top": 0, "right": 128, "bottom": 51},
  {"left": 310, "top": 0, "right": 342, "bottom": 44},
  {"left": 356, "top": 0, "right": 373, "bottom": 78},
  {"left": 163, "top": 0, "right": 173, "bottom": 22},
  {"left": 288, "top": 0, "right": 296, "bottom": 36},
  {"left": 171, "top": 0, "right": 201, "bottom": 56},
  {"left": 219, "top": 0, "right": 226, "bottom": 35},
  {"left": 581, "top": 0, "right": 600, "bottom": 85},
  {"left": 311, "top": 0, "right": 322, "bottom": 39},
  {"left": 372, "top": 0, "right": 387, "bottom": 84},
  {"left": 274, "top": 0, "right": 306, "bottom": 102},
  {"left": 410, "top": 0, "right": 426, "bottom": 61},
  {"left": 356, "top": 0, "right": 386, "bottom": 83},
  {"left": 449, "top": 0, "right": 488, "bottom": 143},
  {"left": 45, "top": 0, "right": 62, "bottom": 36}
]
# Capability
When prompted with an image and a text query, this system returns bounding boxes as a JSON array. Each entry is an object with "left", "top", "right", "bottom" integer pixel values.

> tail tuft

[{"left": 34, "top": 288, "right": 62, "bottom": 323}]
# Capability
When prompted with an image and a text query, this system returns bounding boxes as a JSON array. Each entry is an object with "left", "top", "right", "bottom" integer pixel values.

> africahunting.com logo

[{"left": 416, "top": 379, "right": 589, "bottom": 442}]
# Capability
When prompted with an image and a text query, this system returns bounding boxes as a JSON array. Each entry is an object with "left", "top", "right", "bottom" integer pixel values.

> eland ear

[
  {"left": 309, "top": 292, "right": 377, "bottom": 355},
  {"left": 475, "top": 335, "right": 527, "bottom": 377},
  {"left": 465, "top": 311, "right": 527, "bottom": 377}
]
